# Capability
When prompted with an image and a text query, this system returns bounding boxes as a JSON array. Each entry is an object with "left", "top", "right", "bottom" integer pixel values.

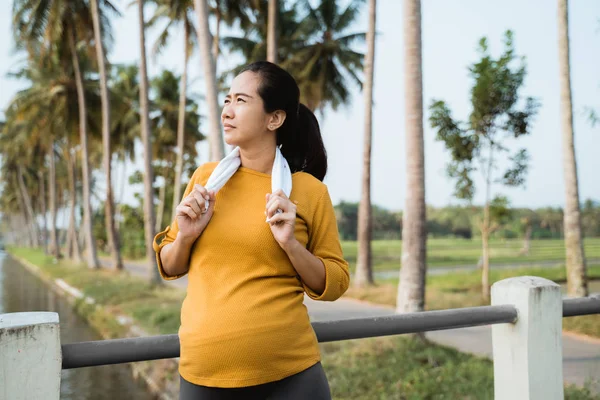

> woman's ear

[{"left": 267, "top": 110, "right": 287, "bottom": 131}]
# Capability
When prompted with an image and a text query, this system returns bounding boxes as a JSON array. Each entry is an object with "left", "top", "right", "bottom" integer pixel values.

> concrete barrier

[
  {"left": 492, "top": 276, "right": 564, "bottom": 400},
  {"left": 0, "top": 312, "right": 61, "bottom": 400}
]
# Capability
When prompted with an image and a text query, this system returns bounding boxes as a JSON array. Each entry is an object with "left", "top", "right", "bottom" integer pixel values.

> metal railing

[{"left": 61, "top": 296, "right": 600, "bottom": 369}]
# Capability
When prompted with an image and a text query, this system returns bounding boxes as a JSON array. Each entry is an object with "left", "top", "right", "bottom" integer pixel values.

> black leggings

[{"left": 179, "top": 362, "right": 331, "bottom": 400}]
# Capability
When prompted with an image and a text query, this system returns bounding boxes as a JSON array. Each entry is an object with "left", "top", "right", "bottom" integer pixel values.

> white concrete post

[
  {"left": 491, "top": 276, "right": 564, "bottom": 400},
  {"left": 0, "top": 312, "right": 61, "bottom": 400}
]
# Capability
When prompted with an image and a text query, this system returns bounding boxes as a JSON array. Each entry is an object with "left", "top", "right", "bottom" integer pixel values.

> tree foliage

[{"left": 429, "top": 31, "right": 539, "bottom": 203}]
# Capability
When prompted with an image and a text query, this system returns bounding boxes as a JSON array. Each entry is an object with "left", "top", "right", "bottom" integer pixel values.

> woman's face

[{"left": 221, "top": 71, "right": 274, "bottom": 147}]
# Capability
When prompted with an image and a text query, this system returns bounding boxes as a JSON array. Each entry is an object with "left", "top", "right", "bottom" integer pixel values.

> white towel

[{"left": 203, "top": 146, "right": 293, "bottom": 212}]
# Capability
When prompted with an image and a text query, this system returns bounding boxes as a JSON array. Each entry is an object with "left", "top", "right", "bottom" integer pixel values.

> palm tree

[
  {"left": 137, "top": 0, "right": 161, "bottom": 283},
  {"left": 47, "top": 142, "right": 59, "bottom": 257},
  {"left": 110, "top": 64, "right": 140, "bottom": 166},
  {"left": 6, "top": 48, "right": 104, "bottom": 261},
  {"left": 267, "top": 0, "right": 278, "bottom": 63},
  {"left": 0, "top": 167, "right": 31, "bottom": 246},
  {"left": 283, "top": 0, "right": 366, "bottom": 111},
  {"left": 150, "top": 70, "right": 204, "bottom": 227},
  {"left": 221, "top": 0, "right": 364, "bottom": 111},
  {"left": 221, "top": 1, "right": 302, "bottom": 76},
  {"left": 209, "top": 0, "right": 255, "bottom": 63},
  {"left": 396, "top": 0, "right": 427, "bottom": 313},
  {"left": 13, "top": 0, "right": 101, "bottom": 269},
  {"left": 65, "top": 144, "right": 83, "bottom": 263},
  {"left": 109, "top": 64, "right": 143, "bottom": 237},
  {"left": 38, "top": 169, "right": 49, "bottom": 254},
  {"left": 3, "top": 68, "right": 61, "bottom": 256},
  {"left": 0, "top": 124, "right": 42, "bottom": 248},
  {"left": 71, "top": 42, "right": 100, "bottom": 270},
  {"left": 90, "top": 0, "right": 123, "bottom": 270},
  {"left": 557, "top": 0, "right": 587, "bottom": 297},
  {"left": 194, "top": 0, "right": 225, "bottom": 161},
  {"left": 147, "top": 0, "right": 199, "bottom": 223},
  {"left": 354, "top": 0, "right": 376, "bottom": 287},
  {"left": 16, "top": 169, "right": 39, "bottom": 247}
]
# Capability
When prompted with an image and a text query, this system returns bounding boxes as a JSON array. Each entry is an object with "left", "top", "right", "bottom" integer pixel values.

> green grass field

[
  {"left": 342, "top": 237, "right": 600, "bottom": 272},
  {"left": 345, "top": 264, "right": 600, "bottom": 338},
  {"left": 321, "top": 336, "right": 599, "bottom": 400}
]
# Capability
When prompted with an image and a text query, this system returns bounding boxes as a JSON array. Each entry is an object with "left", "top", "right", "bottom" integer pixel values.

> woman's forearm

[
  {"left": 282, "top": 239, "right": 326, "bottom": 294},
  {"left": 159, "top": 233, "right": 196, "bottom": 277}
]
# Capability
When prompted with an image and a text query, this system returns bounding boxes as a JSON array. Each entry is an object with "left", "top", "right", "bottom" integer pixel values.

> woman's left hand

[{"left": 265, "top": 189, "right": 297, "bottom": 250}]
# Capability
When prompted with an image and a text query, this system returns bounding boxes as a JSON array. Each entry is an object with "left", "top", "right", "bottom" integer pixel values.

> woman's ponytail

[{"left": 279, "top": 103, "right": 327, "bottom": 181}]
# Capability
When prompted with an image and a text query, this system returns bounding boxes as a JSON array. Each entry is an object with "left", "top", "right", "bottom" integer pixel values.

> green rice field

[{"left": 341, "top": 237, "right": 600, "bottom": 272}]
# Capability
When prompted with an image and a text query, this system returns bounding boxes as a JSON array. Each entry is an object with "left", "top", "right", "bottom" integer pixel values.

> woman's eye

[
  {"left": 224, "top": 99, "right": 230, "bottom": 105},
  {"left": 237, "top": 98, "right": 245, "bottom": 103}
]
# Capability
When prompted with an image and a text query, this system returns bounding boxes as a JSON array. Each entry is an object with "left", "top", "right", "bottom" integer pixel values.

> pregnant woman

[{"left": 153, "top": 61, "right": 349, "bottom": 400}]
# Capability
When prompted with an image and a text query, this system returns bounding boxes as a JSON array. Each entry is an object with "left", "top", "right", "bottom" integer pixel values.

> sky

[{"left": 1, "top": 0, "right": 599, "bottom": 214}]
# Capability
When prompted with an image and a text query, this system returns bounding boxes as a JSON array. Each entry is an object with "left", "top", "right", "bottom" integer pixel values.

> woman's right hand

[{"left": 175, "top": 184, "right": 216, "bottom": 242}]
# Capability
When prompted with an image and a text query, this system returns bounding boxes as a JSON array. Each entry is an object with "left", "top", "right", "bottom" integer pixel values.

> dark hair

[{"left": 239, "top": 61, "right": 327, "bottom": 181}]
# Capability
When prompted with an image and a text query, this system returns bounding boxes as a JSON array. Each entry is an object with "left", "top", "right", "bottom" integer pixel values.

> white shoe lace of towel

[{"left": 203, "top": 146, "right": 293, "bottom": 217}]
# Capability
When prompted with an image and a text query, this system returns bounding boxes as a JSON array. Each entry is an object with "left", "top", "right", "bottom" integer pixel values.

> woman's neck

[{"left": 239, "top": 141, "right": 277, "bottom": 175}]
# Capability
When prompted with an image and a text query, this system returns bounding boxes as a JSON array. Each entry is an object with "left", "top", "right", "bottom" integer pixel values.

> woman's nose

[{"left": 221, "top": 104, "right": 233, "bottom": 120}]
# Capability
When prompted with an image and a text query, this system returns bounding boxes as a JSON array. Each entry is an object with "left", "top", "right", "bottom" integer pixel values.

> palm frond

[
  {"left": 335, "top": 32, "right": 366, "bottom": 47},
  {"left": 335, "top": 0, "right": 365, "bottom": 32},
  {"left": 151, "top": 21, "right": 174, "bottom": 59},
  {"left": 99, "top": 0, "right": 122, "bottom": 17},
  {"left": 318, "top": 0, "right": 338, "bottom": 31},
  {"left": 221, "top": 35, "right": 259, "bottom": 59}
]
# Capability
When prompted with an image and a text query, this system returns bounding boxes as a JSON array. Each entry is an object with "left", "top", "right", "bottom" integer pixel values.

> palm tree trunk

[
  {"left": 48, "top": 144, "right": 60, "bottom": 258},
  {"left": 17, "top": 166, "right": 40, "bottom": 248},
  {"left": 65, "top": 214, "right": 73, "bottom": 258},
  {"left": 173, "top": 24, "right": 190, "bottom": 223},
  {"left": 38, "top": 170, "right": 48, "bottom": 254},
  {"left": 67, "top": 148, "right": 83, "bottom": 263},
  {"left": 155, "top": 178, "right": 167, "bottom": 233},
  {"left": 12, "top": 216, "right": 21, "bottom": 246},
  {"left": 14, "top": 176, "right": 34, "bottom": 247},
  {"left": 397, "top": 0, "right": 426, "bottom": 314},
  {"left": 72, "top": 219, "right": 83, "bottom": 263},
  {"left": 117, "top": 161, "right": 127, "bottom": 232},
  {"left": 558, "top": 0, "right": 588, "bottom": 297},
  {"left": 69, "top": 29, "right": 100, "bottom": 269},
  {"left": 137, "top": 0, "right": 161, "bottom": 283},
  {"left": 23, "top": 214, "right": 33, "bottom": 247},
  {"left": 91, "top": 0, "right": 123, "bottom": 270},
  {"left": 355, "top": 0, "right": 376, "bottom": 288},
  {"left": 13, "top": 213, "right": 29, "bottom": 247},
  {"left": 78, "top": 220, "right": 86, "bottom": 253},
  {"left": 212, "top": 10, "right": 221, "bottom": 64},
  {"left": 194, "top": 0, "right": 225, "bottom": 161},
  {"left": 267, "top": 0, "right": 278, "bottom": 63},
  {"left": 8, "top": 216, "right": 20, "bottom": 246}
]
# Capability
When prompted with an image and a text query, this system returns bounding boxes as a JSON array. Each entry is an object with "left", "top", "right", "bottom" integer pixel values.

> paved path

[{"left": 101, "top": 257, "right": 600, "bottom": 393}]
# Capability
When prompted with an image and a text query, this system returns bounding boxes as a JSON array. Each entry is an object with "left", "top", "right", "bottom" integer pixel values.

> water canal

[{"left": 0, "top": 252, "right": 151, "bottom": 399}]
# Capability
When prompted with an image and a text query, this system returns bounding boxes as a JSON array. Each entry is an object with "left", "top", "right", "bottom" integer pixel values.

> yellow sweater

[{"left": 152, "top": 162, "right": 350, "bottom": 388}]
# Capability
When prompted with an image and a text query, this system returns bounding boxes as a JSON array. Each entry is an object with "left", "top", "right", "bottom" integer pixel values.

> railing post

[
  {"left": 491, "top": 276, "right": 564, "bottom": 400},
  {"left": 0, "top": 312, "right": 61, "bottom": 400}
]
